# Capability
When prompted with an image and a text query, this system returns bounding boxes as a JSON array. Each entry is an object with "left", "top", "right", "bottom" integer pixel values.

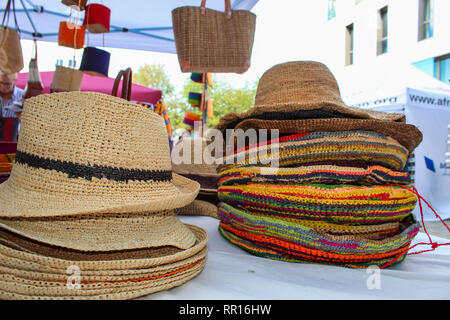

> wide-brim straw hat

[
  {"left": 0, "top": 225, "right": 209, "bottom": 299},
  {"left": 218, "top": 183, "right": 417, "bottom": 225},
  {"left": 0, "top": 92, "right": 199, "bottom": 217},
  {"left": 0, "top": 224, "right": 208, "bottom": 268},
  {"left": 218, "top": 165, "right": 410, "bottom": 187},
  {"left": 232, "top": 118, "right": 422, "bottom": 154},
  {"left": 214, "top": 61, "right": 407, "bottom": 133},
  {"left": 0, "top": 211, "right": 198, "bottom": 251},
  {"left": 218, "top": 202, "right": 419, "bottom": 256},
  {"left": 218, "top": 131, "right": 410, "bottom": 173}
]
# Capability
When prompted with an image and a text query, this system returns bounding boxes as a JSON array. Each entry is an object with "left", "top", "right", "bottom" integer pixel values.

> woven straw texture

[
  {"left": 219, "top": 131, "right": 409, "bottom": 173},
  {"left": 219, "top": 165, "right": 410, "bottom": 187},
  {"left": 172, "top": 6, "right": 256, "bottom": 74},
  {"left": 218, "top": 225, "right": 410, "bottom": 269},
  {"left": 214, "top": 61, "right": 406, "bottom": 133},
  {"left": 0, "top": 224, "right": 207, "bottom": 267},
  {"left": 218, "top": 183, "right": 417, "bottom": 224},
  {"left": 0, "top": 224, "right": 208, "bottom": 299},
  {"left": 0, "top": 92, "right": 200, "bottom": 217},
  {"left": 213, "top": 60, "right": 421, "bottom": 268},
  {"left": 0, "top": 211, "right": 197, "bottom": 251},
  {"left": 0, "top": 259, "right": 205, "bottom": 300},
  {"left": 233, "top": 118, "right": 422, "bottom": 154},
  {"left": 218, "top": 203, "right": 419, "bottom": 256}
]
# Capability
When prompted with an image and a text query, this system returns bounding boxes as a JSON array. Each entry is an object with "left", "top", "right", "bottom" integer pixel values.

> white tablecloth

[{"left": 144, "top": 216, "right": 450, "bottom": 300}]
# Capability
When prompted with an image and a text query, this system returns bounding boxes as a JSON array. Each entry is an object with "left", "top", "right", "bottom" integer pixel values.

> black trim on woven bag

[{"left": 14, "top": 150, "right": 172, "bottom": 182}]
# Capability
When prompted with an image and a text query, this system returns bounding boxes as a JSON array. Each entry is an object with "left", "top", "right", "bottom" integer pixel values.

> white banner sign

[{"left": 406, "top": 89, "right": 450, "bottom": 221}]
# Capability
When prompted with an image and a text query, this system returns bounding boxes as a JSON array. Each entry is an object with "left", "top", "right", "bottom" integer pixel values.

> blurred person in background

[{"left": 0, "top": 72, "right": 23, "bottom": 118}]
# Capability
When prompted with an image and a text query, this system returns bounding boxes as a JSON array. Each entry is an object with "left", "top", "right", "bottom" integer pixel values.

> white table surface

[{"left": 143, "top": 216, "right": 450, "bottom": 300}]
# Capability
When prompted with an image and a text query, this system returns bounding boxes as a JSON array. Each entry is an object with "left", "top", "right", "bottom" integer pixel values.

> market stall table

[{"left": 144, "top": 215, "right": 450, "bottom": 300}]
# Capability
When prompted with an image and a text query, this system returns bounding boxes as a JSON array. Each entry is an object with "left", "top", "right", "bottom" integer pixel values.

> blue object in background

[{"left": 424, "top": 156, "right": 436, "bottom": 172}]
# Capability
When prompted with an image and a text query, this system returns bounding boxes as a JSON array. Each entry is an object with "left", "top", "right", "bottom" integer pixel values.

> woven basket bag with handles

[{"left": 172, "top": 0, "right": 256, "bottom": 74}]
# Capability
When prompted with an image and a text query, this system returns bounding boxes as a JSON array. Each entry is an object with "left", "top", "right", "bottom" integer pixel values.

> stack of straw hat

[
  {"left": 172, "top": 136, "right": 219, "bottom": 219},
  {"left": 214, "top": 61, "right": 423, "bottom": 268},
  {"left": 0, "top": 92, "right": 208, "bottom": 299}
]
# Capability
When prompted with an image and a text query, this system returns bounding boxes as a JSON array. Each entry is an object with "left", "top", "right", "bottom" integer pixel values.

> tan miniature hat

[
  {"left": 214, "top": 61, "right": 406, "bottom": 134},
  {"left": 0, "top": 92, "right": 200, "bottom": 218},
  {"left": 172, "top": 137, "right": 218, "bottom": 177}
]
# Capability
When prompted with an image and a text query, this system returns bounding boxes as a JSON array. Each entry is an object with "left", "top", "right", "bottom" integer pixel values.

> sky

[{"left": 18, "top": 1, "right": 331, "bottom": 93}]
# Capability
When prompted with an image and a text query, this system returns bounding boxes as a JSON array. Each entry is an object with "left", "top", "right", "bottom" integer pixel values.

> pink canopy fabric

[{"left": 16, "top": 71, "right": 162, "bottom": 104}]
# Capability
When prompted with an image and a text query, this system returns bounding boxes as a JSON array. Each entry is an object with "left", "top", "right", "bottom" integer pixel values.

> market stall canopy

[
  {"left": 341, "top": 63, "right": 450, "bottom": 109},
  {"left": 0, "top": 0, "right": 259, "bottom": 53},
  {"left": 16, "top": 71, "right": 162, "bottom": 104}
]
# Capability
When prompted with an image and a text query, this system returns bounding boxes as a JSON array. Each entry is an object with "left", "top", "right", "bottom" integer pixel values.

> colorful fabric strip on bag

[
  {"left": 218, "top": 165, "right": 410, "bottom": 187},
  {"left": 218, "top": 183, "right": 417, "bottom": 224}
]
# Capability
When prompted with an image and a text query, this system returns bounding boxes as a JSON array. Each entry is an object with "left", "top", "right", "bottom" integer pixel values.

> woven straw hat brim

[
  {"left": 214, "top": 61, "right": 406, "bottom": 133},
  {"left": 0, "top": 211, "right": 198, "bottom": 251},
  {"left": 0, "top": 259, "right": 205, "bottom": 300},
  {"left": 0, "top": 170, "right": 199, "bottom": 218},
  {"left": 176, "top": 200, "right": 219, "bottom": 219},
  {"left": 0, "top": 224, "right": 208, "bottom": 270},
  {"left": 218, "top": 165, "right": 410, "bottom": 187},
  {"left": 218, "top": 203, "right": 419, "bottom": 255},
  {"left": 218, "top": 131, "right": 409, "bottom": 173},
  {"left": 214, "top": 101, "right": 406, "bottom": 134},
  {"left": 0, "top": 247, "right": 207, "bottom": 281},
  {"left": 218, "top": 183, "right": 417, "bottom": 224},
  {"left": 233, "top": 118, "right": 422, "bottom": 154},
  {"left": 218, "top": 224, "right": 410, "bottom": 268}
]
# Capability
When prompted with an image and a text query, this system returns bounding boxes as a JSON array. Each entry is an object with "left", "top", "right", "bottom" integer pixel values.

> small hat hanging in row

[
  {"left": 58, "top": 1, "right": 111, "bottom": 78},
  {"left": 61, "top": 0, "right": 110, "bottom": 33}
]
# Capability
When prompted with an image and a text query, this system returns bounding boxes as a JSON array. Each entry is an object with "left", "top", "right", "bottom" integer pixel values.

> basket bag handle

[
  {"left": 112, "top": 68, "right": 132, "bottom": 101},
  {"left": 200, "top": 0, "right": 232, "bottom": 19}
]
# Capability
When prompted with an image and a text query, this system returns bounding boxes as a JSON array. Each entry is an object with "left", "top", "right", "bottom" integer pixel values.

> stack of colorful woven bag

[
  {"left": 213, "top": 61, "right": 423, "bottom": 268},
  {"left": 0, "top": 92, "right": 208, "bottom": 299}
]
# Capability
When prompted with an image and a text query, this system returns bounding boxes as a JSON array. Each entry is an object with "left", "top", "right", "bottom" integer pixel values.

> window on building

[
  {"left": 377, "top": 6, "right": 388, "bottom": 55},
  {"left": 345, "top": 24, "right": 354, "bottom": 66},
  {"left": 328, "top": 0, "right": 336, "bottom": 20},
  {"left": 436, "top": 54, "right": 450, "bottom": 84},
  {"left": 418, "top": 0, "right": 434, "bottom": 41}
]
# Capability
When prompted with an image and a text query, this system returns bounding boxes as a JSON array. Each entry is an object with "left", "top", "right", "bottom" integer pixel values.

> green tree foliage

[
  {"left": 133, "top": 64, "right": 175, "bottom": 99},
  {"left": 133, "top": 64, "right": 257, "bottom": 131}
]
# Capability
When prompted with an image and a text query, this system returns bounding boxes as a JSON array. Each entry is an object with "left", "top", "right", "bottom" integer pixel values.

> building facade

[{"left": 325, "top": 0, "right": 450, "bottom": 100}]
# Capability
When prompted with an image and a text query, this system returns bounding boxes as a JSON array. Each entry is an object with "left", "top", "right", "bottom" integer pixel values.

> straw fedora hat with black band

[
  {"left": 214, "top": 61, "right": 422, "bottom": 153},
  {"left": 0, "top": 91, "right": 205, "bottom": 254},
  {"left": 0, "top": 91, "right": 199, "bottom": 218}
]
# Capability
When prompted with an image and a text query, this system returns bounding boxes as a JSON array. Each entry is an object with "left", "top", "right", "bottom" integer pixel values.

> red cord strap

[{"left": 380, "top": 184, "right": 450, "bottom": 268}]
